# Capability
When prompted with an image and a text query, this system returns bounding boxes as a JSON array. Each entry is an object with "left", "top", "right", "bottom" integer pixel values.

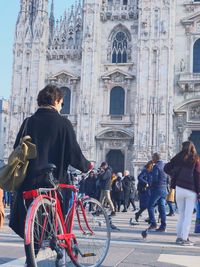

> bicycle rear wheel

[
  {"left": 25, "top": 197, "right": 65, "bottom": 267},
  {"left": 70, "top": 197, "right": 111, "bottom": 267}
]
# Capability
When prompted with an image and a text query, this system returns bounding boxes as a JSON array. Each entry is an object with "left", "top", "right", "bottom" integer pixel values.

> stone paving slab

[{"left": 1, "top": 208, "right": 200, "bottom": 266}]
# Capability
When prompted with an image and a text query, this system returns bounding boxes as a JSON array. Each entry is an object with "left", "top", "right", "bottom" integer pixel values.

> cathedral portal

[{"left": 106, "top": 149, "right": 125, "bottom": 173}]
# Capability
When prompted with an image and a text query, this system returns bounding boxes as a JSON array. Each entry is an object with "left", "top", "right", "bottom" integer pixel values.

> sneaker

[
  {"left": 121, "top": 209, "right": 127, "bottom": 212},
  {"left": 181, "top": 239, "right": 194, "bottom": 246},
  {"left": 166, "top": 213, "right": 175, "bottom": 216},
  {"left": 110, "top": 211, "right": 116, "bottom": 216},
  {"left": 148, "top": 224, "right": 157, "bottom": 230},
  {"left": 156, "top": 226, "right": 166, "bottom": 232},
  {"left": 135, "top": 212, "right": 139, "bottom": 222},
  {"left": 175, "top": 237, "right": 183, "bottom": 245}
]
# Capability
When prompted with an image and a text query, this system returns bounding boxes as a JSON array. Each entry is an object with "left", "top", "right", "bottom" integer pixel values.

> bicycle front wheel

[
  {"left": 24, "top": 197, "right": 65, "bottom": 267},
  {"left": 70, "top": 197, "right": 111, "bottom": 267}
]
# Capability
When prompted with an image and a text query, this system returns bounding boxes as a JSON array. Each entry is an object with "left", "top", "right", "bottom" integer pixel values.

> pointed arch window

[
  {"left": 112, "top": 31, "right": 128, "bottom": 63},
  {"left": 193, "top": 39, "right": 200, "bottom": 73},
  {"left": 75, "top": 29, "right": 81, "bottom": 44},
  {"left": 60, "top": 87, "right": 71, "bottom": 114},
  {"left": 68, "top": 37, "right": 73, "bottom": 47},
  {"left": 110, "top": 86, "right": 125, "bottom": 115}
]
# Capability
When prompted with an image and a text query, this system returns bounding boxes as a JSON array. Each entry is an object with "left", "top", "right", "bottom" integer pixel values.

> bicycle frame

[{"left": 23, "top": 183, "right": 94, "bottom": 258}]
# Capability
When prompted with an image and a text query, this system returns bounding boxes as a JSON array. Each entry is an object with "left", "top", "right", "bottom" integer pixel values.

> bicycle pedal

[{"left": 82, "top": 253, "right": 96, "bottom": 257}]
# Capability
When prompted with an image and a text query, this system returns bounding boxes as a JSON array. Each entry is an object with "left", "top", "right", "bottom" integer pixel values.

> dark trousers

[
  {"left": 114, "top": 200, "right": 122, "bottom": 212},
  {"left": 128, "top": 199, "right": 136, "bottom": 210},
  {"left": 148, "top": 188, "right": 167, "bottom": 228},
  {"left": 123, "top": 191, "right": 130, "bottom": 210}
]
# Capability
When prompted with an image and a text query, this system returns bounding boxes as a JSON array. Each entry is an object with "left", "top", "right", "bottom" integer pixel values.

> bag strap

[{"left": 20, "top": 118, "right": 29, "bottom": 139}]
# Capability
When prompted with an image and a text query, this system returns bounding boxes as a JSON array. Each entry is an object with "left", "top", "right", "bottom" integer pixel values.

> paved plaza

[{"left": 0, "top": 207, "right": 200, "bottom": 267}]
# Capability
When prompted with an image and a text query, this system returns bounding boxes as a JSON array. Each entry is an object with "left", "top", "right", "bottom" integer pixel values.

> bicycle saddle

[{"left": 39, "top": 163, "right": 57, "bottom": 174}]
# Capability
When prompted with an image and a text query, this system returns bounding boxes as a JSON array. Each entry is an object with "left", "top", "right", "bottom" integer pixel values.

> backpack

[{"left": 115, "top": 180, "right": 123, "bottom": 192}]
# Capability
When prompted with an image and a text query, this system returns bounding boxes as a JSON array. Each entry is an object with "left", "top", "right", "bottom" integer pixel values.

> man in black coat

[
  {"left": 122, "top": 170, "right": 132, "bottom": 212},
  {"left": 9, "top": 84, "right": 92, "bottom": 239},
  {"left": 98, "top": 162, "right": 115, "bottom": 216}
]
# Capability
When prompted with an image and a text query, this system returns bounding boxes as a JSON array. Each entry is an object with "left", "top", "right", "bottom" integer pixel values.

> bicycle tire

[
  {"left": 69, "top": 197, "right": 111, "bottom": 267},
  {"left": 24, "top": 197, "right": 65, "bottom": 267}
]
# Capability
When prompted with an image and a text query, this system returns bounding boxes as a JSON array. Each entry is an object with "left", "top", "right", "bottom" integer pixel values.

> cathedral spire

[
  {"left": 49, "top": 0, "right": 55, "bottom": 40},
  {"left": 20, "top": 0, "right": 29, "bottom": 12}
]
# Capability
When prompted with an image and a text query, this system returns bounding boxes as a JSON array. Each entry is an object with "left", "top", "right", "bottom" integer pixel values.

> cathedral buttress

[
  {"left": 78, "top": 0, "right": 102, "bottom": 161},
  {"left": 135, "top": 0, "right": 175, "bottom": 164},
  {"left": 7, "top": 0, "right": 49, "bottom": 155}
]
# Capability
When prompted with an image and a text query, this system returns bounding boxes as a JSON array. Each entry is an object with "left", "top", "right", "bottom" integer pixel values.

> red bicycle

[{"left": 23, "top": 165, "right": 110, "bottom": 267}]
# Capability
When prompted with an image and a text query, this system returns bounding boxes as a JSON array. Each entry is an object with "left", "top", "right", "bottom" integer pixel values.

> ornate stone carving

[
  {"left": 163, "top": 0, "right": 170, "bottom": 6},
  {"left": 111, "top": 72, "right": 125, "bottom": 83},
  {"left": 196, "top": 21, "right": 200, "bottom": 33},
  {"left": 109, "top": 140, "right": 124, "bottom": 148},
  {"left": 81, "top": 133, "right": 89, "bottom": 150},
  {"left": 177, "top": 114, "right": 184, "bottom": 126},
  {"left": 180, "top": 58, "right": 185, "bottom": 72},
  {"left": 159, "top": 131, "right": 166, "bottom": 145},
  {"left": 189, "top": 104, "right": 200, "bottom": 121},
  {"left": 161, "top": 21, "right": 167, "bottom": 34},
  {"left": 100, "top": 1, "right": 138, "bottom": 22},
  {"left": 97, "top": 130, "right": 132, "bottom": 141},
  {"left": 57, "top": 73, "right": 69, "bottom": 84},
  {"left": 82, "top": 97, "right": 89, "bottom": 115}
]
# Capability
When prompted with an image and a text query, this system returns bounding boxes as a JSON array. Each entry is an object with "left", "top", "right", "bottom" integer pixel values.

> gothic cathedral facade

[{"left": 8, "top": 0, "right": 200, "bottom": 175}]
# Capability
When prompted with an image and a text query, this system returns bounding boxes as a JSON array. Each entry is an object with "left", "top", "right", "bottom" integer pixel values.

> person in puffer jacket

[{"left": 148, "top": 153, "right": 167, "bottom": 232}]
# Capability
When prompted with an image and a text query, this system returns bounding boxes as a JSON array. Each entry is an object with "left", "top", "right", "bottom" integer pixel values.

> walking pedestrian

[
  {"left": 164, "top": 141, "right": 200, "bottom": 245},
  {"left": 135, "top": 161, "right": 153, "bottom": 222},
  {"left": 98, "top": 162, "right": 116, "bottom": 216},
  {"left": 128, "top": 176, "right": 137, "bottom": 211},
  {"left": 84, "top": 170, "right": 96, "bottom": 198},
  {"left": 112, "top": 172, "right": 124, "bottom": 212},
  {"left": 148, "top": 153, "right": 167, "bottom": 232},
  {"left": 122, "top": 170, "right": 132, "bottom": 212}
]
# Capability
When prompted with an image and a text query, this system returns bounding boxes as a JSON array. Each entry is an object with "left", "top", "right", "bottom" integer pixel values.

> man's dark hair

[
  {"left": 100, "top": 161, "right": 107, "bottom": 167},
  {"left": 152, "top": 152, "right": 160, "bottom": 162},
  {"left": 37, "top": 84, "right": 64, "bottom": 107}
]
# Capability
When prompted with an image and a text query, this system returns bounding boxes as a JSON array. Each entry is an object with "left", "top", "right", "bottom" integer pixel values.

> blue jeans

[{"left": 148, "top": 188, "right": 167, "bottom": 228}]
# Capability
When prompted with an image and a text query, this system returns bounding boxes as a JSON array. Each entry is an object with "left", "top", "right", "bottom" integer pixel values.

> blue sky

[{"left": 0, "top": 0, "right": 75, "bottom": 99}]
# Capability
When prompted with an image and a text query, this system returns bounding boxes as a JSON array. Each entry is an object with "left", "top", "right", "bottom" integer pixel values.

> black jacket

[
  {"left": 14, "top": 108, "right": 90, "bottom": 188},
  {"left": 10, "top": 108, "right": 90, "bottom": 238},
  {"left": 122, "top": 175, "right": 132, "bottom": 193},
  {"left": 98, "top": 167, "right": 112, "bottom": 190},
  {"left": 84, "top": 176, "right": 96, "bottom": 197},
  {"left": 164, "top": 152, "right": 200, "bottom": 193}
]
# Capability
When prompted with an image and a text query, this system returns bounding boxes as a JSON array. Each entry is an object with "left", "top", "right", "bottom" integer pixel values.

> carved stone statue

[
  {"left": 180, "top": 58, "right": 185, "bottom": 72},
  {"left": 161, "top": 21, "right": 167, "bottom": 34}
]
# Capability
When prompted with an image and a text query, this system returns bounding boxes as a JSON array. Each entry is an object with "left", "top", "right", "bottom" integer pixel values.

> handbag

[
  {"left": 166, "top": 188, "right": 175, "bottom": 202},
  {"left": 0, "top": 119, "right": 37, "bottom": 192}
]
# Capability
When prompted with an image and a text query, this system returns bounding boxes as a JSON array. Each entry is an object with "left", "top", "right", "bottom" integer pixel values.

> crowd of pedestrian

[
  {"left": 73, "top": 162, "right": 137, "bottom": 217},
  {"left": 1, "top": 146, "right": 200, "bottom": 247}
]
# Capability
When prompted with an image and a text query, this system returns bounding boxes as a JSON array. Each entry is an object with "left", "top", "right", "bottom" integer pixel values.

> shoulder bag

[{"left": 0, "top": 119, "right": 37, "bottom": 192}]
